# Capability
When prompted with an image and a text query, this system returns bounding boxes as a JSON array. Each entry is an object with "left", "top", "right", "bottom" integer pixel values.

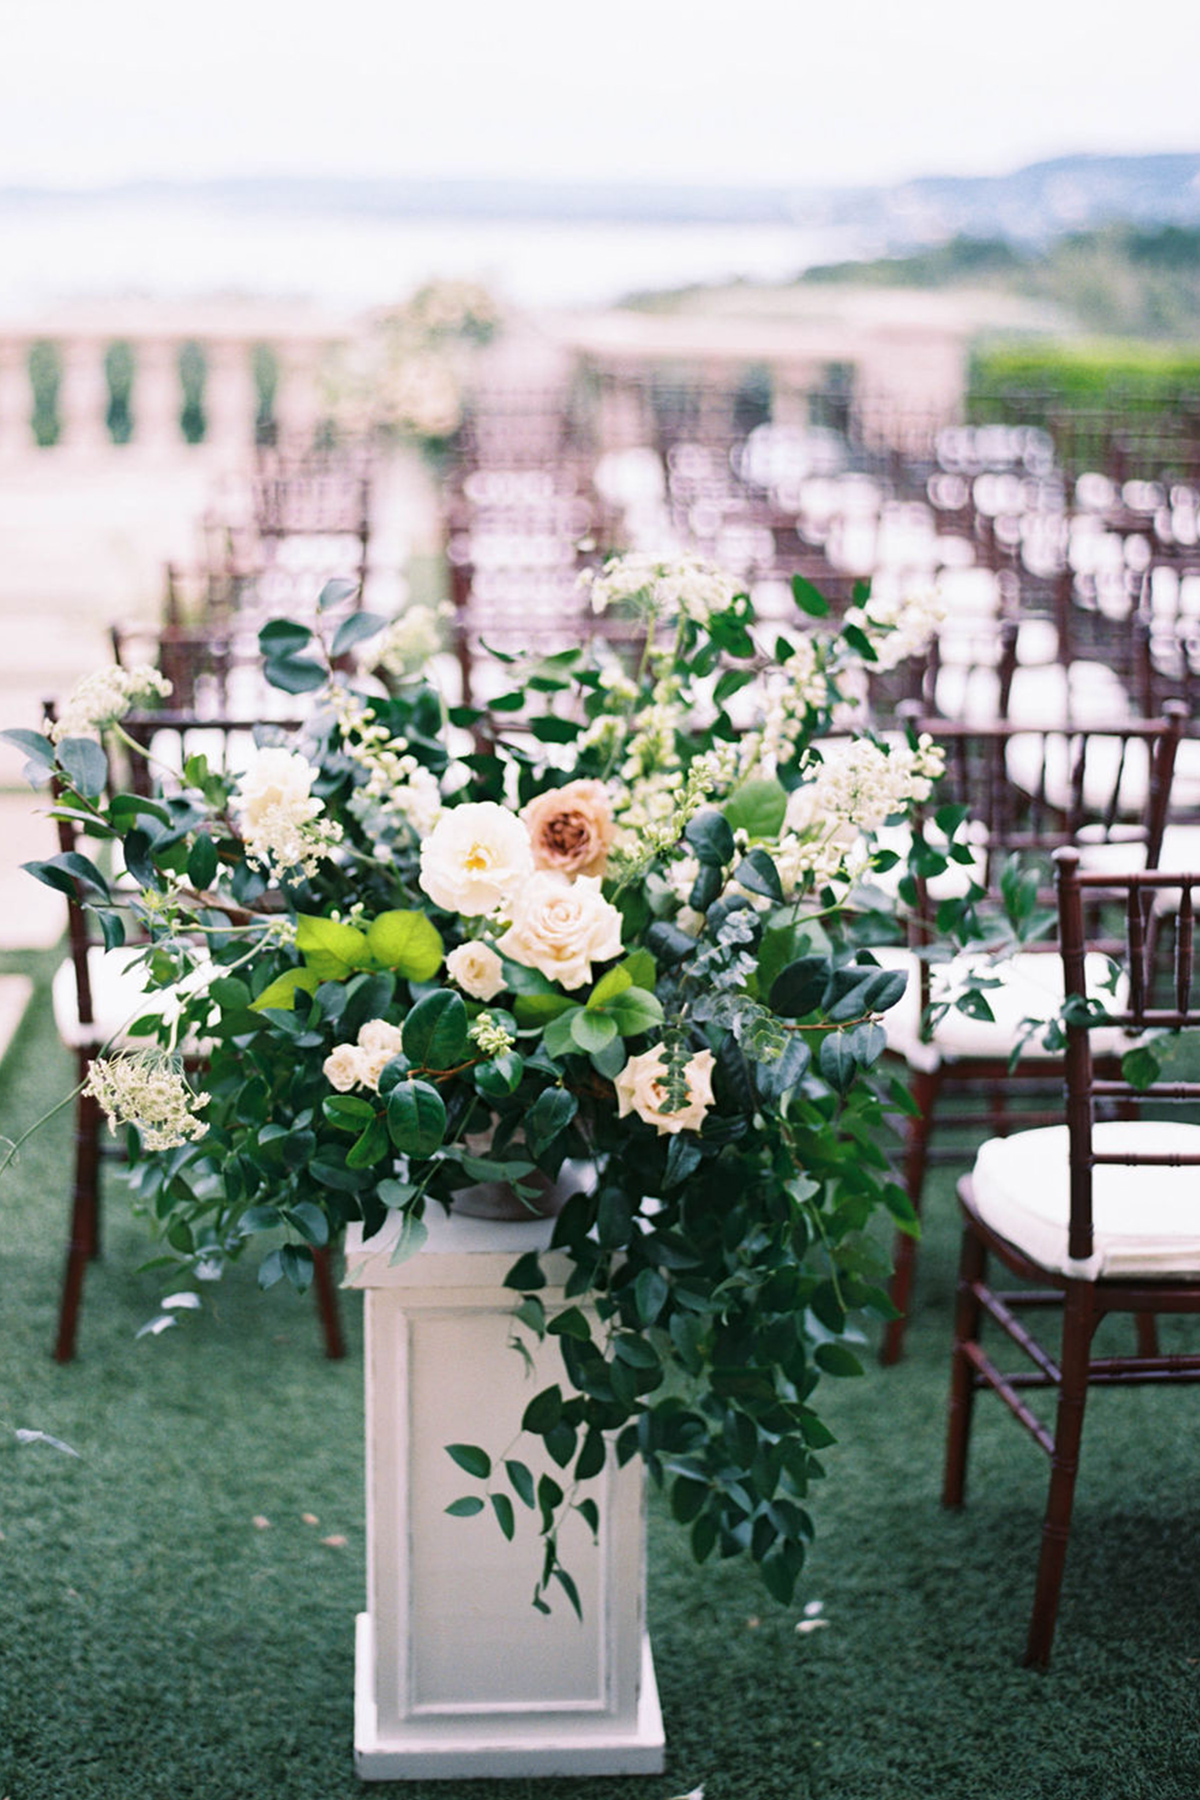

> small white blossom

[
  {"left": 83, "top": 1052, "right": 209, "bottom": 1151},
  {"left": 842, "top": 586, "right": 945, "bottom": 673},
  {"left": 580, "top": 553, "right": 740, "bottom": 623},
  {"left": 51, "top": 665, "right": 173, "bottom": 741},
  {"left": 373, "top": 603, "right": 452, "bottom": 680},
  {"left": 234, "top": 747, "right": 343, "bottom": 881}
]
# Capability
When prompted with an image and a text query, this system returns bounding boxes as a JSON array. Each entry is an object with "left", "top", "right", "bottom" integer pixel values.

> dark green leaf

[
  {"left": 791, "top": 573, "right": 831, "bottom": 617},
  {"left": 385, "top": 1079, "right": 447, "bottom": 1156},
  {"left": 685, "top": 809, "right": 735, "bottom": 866},
  {"left": 446, "top": 1442, "right": 492, "bottom": 1479},
  {"left": 490, "top": 1492, "right": 515, "bottom": 1541},
  {"left": 521, "top": 1385, "right": 563, "bottom": 1435},
  {"left": 506, "top": 1459, "right": 536, "bottom": 1508},
  {"left": 445, "top": 1495, "right": 486, "bottom": 1517},
  {"left": 525, "top": 1087, "right": 578, "bottom": 1157},
  {"left": 402, "top": 988, "right": 469, "bottom": 1069},
  {"left": 770, "top": 955, "right": 828, "bottom": 1017},
  {"left": 56, "top": 736, "right": 109, "bottom": 799}
]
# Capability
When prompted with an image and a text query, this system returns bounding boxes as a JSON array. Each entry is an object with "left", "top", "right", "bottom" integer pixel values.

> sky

[{"left": 4, "top": 0, "right": 1200, "bottom": 193}]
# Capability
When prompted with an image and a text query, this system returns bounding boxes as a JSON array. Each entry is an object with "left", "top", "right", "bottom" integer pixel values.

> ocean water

[{"left": 0, "top": 194, "right": 866, "bottom": 313}]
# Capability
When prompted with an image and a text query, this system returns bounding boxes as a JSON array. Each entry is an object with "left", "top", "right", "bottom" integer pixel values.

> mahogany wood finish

[
  {"left": 881, "top": 705, "right": 1186, "bottom": 1365},
  {"left": 46, "top": 701, "right": 344, "bottom": 1363},
  {"left": 944, "top": 849, "right": 1200, "bottom": 1666}
]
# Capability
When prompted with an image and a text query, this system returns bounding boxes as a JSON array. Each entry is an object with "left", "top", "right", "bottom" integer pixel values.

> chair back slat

[
  {"left": 1054, "top": 848, "right": 1200, "bottom": 1263},
  {"left": 1178, "top": 884, "right": 1195, "bottom": 1014}
]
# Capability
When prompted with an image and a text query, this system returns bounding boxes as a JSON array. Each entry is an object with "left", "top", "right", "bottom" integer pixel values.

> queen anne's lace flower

[
  {"left": 580, "top": 554, "right": 741, "bottom": 623},
  {"left": 50, "top": 665, "right": 173, "bottom": 741},
  {"left": 84, "top": 1052, "right": 209, "bottom": 1151},
  {"left": 234, "top": 747, "right": 343, "bottom": 881},
  {"left": 842, "top": 586, "right": 946, "bottom": 673}
]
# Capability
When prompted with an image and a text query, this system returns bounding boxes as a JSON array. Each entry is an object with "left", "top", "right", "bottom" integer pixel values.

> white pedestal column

[{"left": 343, "top": 1209, "right": 665, "bottom": 1782}]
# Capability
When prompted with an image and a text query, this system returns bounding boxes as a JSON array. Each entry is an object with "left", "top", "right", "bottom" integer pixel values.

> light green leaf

[
  {"left": 250, "top": 967, "right": 322, "bottom": 1012},
  {"left": 296, "top": 914, "right": 369, "bottom": 979},
  {"left": 365, "top": 910, "right": 444, "bottom": 981}
]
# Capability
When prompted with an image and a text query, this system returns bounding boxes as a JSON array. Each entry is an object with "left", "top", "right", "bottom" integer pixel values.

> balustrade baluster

[{"left": 131, "top": 338, "right": 185, "bottom": 453}]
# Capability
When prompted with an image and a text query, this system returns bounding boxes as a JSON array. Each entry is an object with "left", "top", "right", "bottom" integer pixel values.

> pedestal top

[{"left": 343, "top": 1205, "right": 570, "bottom": 1292}]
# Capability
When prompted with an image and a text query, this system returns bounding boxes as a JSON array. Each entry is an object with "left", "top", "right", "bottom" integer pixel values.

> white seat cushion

[
  {"left": 972, "top": 1120, "right": 1200, "bottom": 1280},
  {"left": 873, "top": 944, "right": 1130, "bottom": 1076},
  {"left": 52, "top": 946, "right": 210, "bottom": 1052}
]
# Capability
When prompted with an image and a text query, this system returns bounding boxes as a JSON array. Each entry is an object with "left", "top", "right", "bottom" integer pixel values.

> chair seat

[
  {"left": 52, "top": 946, "right": 208, "bottom": 1052},
  {"left": 874, "top": 945, "right": 1130, "bottom": 1076},
  {"left": 971, "top": 1120, "right": 1200, "bottom": 1280}
]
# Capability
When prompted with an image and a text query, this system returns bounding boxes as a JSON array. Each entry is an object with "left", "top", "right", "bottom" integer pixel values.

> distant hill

[
  {"left": 801, "top": 225, "right": 1200, "bottom": 338},
  {"left": 3, "top": 151, "right": 1200, "bottom": 241}
]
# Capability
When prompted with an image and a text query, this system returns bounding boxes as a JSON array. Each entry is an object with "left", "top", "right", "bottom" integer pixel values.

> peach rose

[
  {"left": 446, "top": 940, "right": 506, "bottom": 1002},
  {"left": 521, "top": 780, "right": 616, "bottom": 879},
  {"left": 496, "top": 872, "right": 623, "bottom": 991},
  {"left": 614, "top": 1046, "right": 716, "bottom": 1136}
]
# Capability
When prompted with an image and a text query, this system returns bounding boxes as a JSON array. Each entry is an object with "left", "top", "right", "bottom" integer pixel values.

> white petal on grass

[
  {"left": 161, "top": 1292, "right": 203, "bottom": 1311},
  {"left": 795, "top": 1618, "right": 831, "bottom": 1635},
  {"left": 13, "top": 1428, "right": 81, "bottom": 1458},
  {"left": 136, "top": 1314, "right": 179, "bottom": 1339},
  {"left": 803, "top": 1599, "right": 824, "bottom": 1617},
  {"left": 667, "top": 1786, "right": 705, "bottom": 1800}
]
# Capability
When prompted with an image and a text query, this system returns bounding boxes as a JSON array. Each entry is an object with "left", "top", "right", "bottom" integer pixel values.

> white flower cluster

[
  {"left": 738, "top": 636, "right": 832, "bottom": 777},
  {"left": 468, "top": 1012, "right": 516, "bottom": 1058},
  {"left": 612, "top": 743, "right": 740, "bottom": 868},
  {"left": 772, "top": 735, "right": 945, "bottom": 895},
  {"left": 84, "top": 1052, "right": 210, "bottom": 1151},
  {"left": 50, "top": 665, "right": 173, "bottom": 742},
  {"left": 333, "top": 686, "right": 443, "bottom": 838},
  {"left": 809, "top": 735, "right": 945, "bottom": 833},
  {"left": 234, "top": 747, "right": 343, "bottom": 882},
  {"left": 372, "top": 603, "right": 452, "bottom": 681},
  {"left": 323, "top": 1018, "right": 407, "bottom": 1093},
  {"left": 580, "top": 554, "right": 740, "bottom": 623},
  {"left": 842, "top": 586, "right": 946, "bottom": 673}
]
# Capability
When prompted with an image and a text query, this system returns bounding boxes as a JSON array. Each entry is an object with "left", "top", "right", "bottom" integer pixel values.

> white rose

[
  {"left": 614, "top": 1047, "right": 716, "bottom": 1135},
  {"left": 418, "top": 802, "right": 535, "bottom": 917},
  {"left": 496, "top": 873, "right": 623, "bottom": 991},
  {"left": 323, "top": 1044, "right": 368, "bottom": 1092},
  {"left": 446, "top": 940, "right": 506, "bottom": 1001},
  {"left": 236, "top": 747, "right": 321, "bottom": 831},
  {"left": 357, "top": 1019, "right": 406, "bottom": 1058}
]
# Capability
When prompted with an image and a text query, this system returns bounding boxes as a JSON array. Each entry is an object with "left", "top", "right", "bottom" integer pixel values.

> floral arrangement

[
  {"left": 323, "top": 278, "right": 501, "bottom": 449},
  {"left": 8, "top": 558, "right": 954, "bottom": 1612}
]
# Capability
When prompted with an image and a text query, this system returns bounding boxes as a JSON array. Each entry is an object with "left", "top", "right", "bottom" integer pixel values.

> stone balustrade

[{"left": 0, "top": 301, "right": 352, "bottom": 461}]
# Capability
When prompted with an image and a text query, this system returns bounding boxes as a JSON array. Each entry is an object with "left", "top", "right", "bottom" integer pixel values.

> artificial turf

[{"left": 2, "top": 948, "right": 1198, "bottom": 1800}]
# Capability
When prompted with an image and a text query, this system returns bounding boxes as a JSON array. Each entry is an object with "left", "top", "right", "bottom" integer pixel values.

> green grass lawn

[{"left": 2, "top": 949, "right": 1199, "bottom": 1799}]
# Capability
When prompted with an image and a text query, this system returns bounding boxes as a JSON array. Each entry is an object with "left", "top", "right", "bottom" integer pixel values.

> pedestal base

[{"left": 354, "top": 1613, "right": 664, "bottom": 1780}]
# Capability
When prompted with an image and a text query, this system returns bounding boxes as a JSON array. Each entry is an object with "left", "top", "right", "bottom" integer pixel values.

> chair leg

[
  {"left": 1024, "top": 1282, "right": 1096, "bottom": 1669},
  {"left": 881, "top": 1065, "right": 942, "bottom": 1366},
  {"left": 311, "top": 1244, "right": 346, "bottom": 1361},
  {"left": 1134, "top": 1313, "right": 1160, "bottom": 1357},
  {"left": 943, "top": 1211, "right": 987, "bottom": 1509},
  {"left": 55, "top": 1086, "right": 102, "bottom": 1363}
]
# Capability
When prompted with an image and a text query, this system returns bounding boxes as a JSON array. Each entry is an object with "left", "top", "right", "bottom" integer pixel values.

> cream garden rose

[
  {"left": 614, "top": 1046, "right": 716, "bottom": 1136},
  {"left": 446, "top": 939, "right": 506, "bottom": 1001},
  {"left": 521, "top": 779, "right": 616, "bottom": 879},
  {"left": 418, "top": 801, "right": 535, "bottom": 917},
  {"left": 496, "top": 872, "right": 623, "bottom": 991},
  {"left": 234, "top": 746, "right": 343, "bottom": 880},
  {"left": 323, "top": 1019, "right": 407, "bottom": 1093}
]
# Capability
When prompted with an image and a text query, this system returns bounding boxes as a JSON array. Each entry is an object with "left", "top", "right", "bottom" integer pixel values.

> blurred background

[{"left": 4, "top": 0, "right": 1200, "bottom": 913}]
